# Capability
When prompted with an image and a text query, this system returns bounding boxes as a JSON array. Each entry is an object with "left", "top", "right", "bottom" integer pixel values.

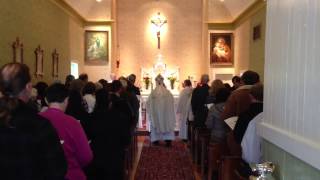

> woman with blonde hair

[{"left": 207, "top": 79, "right": 225, "bottom": 104}]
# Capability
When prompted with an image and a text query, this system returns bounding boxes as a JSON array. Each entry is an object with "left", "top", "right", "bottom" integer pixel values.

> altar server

[{"left": 176, "top": 79, "right": 193, "bottom": 141}]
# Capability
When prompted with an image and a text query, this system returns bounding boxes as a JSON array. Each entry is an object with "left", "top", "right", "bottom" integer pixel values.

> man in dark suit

[{"left": 191, "top": 74, "right": 210, "bottom": 127}]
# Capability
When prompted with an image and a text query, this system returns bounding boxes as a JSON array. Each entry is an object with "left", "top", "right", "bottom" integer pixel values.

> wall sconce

[{"left": 151, "top": 12, "right": 167, "bottom": 49}]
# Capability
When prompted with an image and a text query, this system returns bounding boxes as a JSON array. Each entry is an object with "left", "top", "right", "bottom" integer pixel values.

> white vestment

[
  {"left": 176, "top": 86, "right": 193, "bottom": 139},
  {"left": 146, "top": 85, "right": 176, "bottom": 142},
  {"left": 241, "top": 112, "right": 263, "bottom": 164}
]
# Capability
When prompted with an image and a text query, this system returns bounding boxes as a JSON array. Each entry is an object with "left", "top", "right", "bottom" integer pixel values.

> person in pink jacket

[{"left": 40, "top": 83, "right": 93, "bottom": 180}]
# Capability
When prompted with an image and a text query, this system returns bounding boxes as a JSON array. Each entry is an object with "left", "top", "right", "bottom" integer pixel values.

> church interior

[{"left": 0, "top": 0, "right": 320, "bottom": 179}]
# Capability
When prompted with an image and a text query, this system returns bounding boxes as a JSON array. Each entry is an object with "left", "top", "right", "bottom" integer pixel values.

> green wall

[
  {"left": 249, "top": 6, "right": 266, "bottom": 81},
  {"left": 263, "top": 140, "right": 320, "bottom": 180},
  {"left": 0, "top": 0, "right": 83, "bottom": 84}
]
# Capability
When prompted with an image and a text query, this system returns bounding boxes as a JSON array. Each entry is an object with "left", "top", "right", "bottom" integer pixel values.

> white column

[{"left": 259, "top": 0, "right": 320, "bottom": 169}]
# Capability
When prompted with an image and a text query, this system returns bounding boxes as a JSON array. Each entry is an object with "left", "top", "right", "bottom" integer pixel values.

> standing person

[
  {"left": 207, "top": 79, "right": 225, "bottom": 104},
  {"left": 205, "top": 88, "right": 231, "bottom": 143},
  {"left": 34, "top": 81, "right": 48, "bottom": 111},
  {"left": 97, "top": 80, "right": 132, "bottom": 179},
  {"left": 66, "top": 90, "right": 92, "bottom": 139},
  {"left": 65, "top": 74, "right": 75, "bottom": 90},
  {"left": 191, "top": 74, "right": 210, "bottom": 127},
  {"left": 231, "top": 76, "right": 241, "bottom": 91},
  {"left": 40, "top": 83, "right": 93, "bottom": 180},
  {"left": 0, "top": 63, "right": 67, "bottom": 180},
  {"left": 82, "top": 82, "right": 96, "bottom": 114},
  {"left": 119, "top": 77, "right": 139, "bottom": 127},
  {"left": 127, "top": 74, "right": 141, "bottom": 96},
  {"left": 146, "top": 75, "right": 176, "bottom": 147},
  {"left": 221, "top": 70, "right": 260, "bottom": 121},
  {"left": 176, "top": 79, "right": 193, "bottom": 141}
]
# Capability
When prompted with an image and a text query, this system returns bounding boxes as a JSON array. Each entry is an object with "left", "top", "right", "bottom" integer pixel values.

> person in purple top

[{"left": 40, "top": 83, "right": 93, "bottom": 180}]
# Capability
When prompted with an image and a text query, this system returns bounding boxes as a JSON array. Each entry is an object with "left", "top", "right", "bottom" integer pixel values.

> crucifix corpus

[{"left": 151, "top": 12, "right": 167, "bottom": 49}]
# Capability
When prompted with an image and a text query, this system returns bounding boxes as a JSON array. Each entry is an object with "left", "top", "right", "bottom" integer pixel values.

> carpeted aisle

[{"left": 134, "top": 140, "right": 195, "bottom": 180}]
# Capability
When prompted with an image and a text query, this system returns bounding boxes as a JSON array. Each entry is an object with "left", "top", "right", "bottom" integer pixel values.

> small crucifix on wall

[{"left": 151, "top": 12, "right": 167, "bottom": 49}]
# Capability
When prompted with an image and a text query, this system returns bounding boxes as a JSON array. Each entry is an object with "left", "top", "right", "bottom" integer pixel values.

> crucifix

[{"left": 151, "top": 12, "right": 167, "bottom": 49}]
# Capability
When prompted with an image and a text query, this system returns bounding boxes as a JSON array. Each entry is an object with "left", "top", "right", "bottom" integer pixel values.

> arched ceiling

[
  {"left": 64, "top": 0, "right": 112, "bottom": 21},
  {"left": 63, "top": 0, "right": 256, "bottom": 22},
  {"left": 208, "top": 0, "right": 257, "bottom": 22}
]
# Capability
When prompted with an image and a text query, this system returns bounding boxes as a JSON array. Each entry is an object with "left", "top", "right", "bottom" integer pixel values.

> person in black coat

[
  {"left": 127, "top": 74, "right": 141, "bottom": 96},
  {"left": 191, "top": 74, "right": 210, "bottom": 127},
  {"left": 90, "top": 81, "right": 132, "bottom": 180},
  {"left": 65, "top": 90, "right": 92, "bottom": 140},
  {"left": 0, "top": 63, "right": 67, "bottom": 180}
]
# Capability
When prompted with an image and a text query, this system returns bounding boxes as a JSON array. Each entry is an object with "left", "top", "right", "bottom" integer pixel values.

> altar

[
  {"left": 137, "top": 54, "right": 181, "bottom": 131},
  {"left": 140, "top": 54, "right": 180, "bottom": 96}
]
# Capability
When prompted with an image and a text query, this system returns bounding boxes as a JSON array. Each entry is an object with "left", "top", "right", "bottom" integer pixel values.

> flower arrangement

[
  {"left": 143, "top": 76, "right": 151, "bottom": 90},
  {"left": 167, "top": 76, "right": 177, "bottom": 89}
]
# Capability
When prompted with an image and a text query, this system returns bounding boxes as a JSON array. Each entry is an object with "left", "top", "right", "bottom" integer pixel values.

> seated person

[
  {"left": 205, "top": 88, "right": 230, "bottom": 143},
  {"left": 40, "top": 83, "right": 93, "bottom": 180}
]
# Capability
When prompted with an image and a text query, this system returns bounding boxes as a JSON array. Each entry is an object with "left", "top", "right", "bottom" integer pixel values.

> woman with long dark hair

[
  {"left": 65, "top": 90, "right": 92, "bottom": 139},
  {"left": 0, "top": 63, "right": 67, "bottom": 180}
]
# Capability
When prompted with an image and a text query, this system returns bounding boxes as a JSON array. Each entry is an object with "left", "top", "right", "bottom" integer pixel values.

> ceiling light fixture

[{"left": 96, "top": 0, "right": 102, "bottom": 2}]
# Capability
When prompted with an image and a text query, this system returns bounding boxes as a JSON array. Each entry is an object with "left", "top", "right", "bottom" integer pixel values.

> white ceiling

[
  {"left": 64, "top": 0, "right": 256, "bottom": 22},
  {"left": 221, "top": 0, "right": 256, "bottom": 19},
  {"left": 208, "top": 0, "right": 257, "bottom": 22},
  {"left": 64, "top": 0, "right": 112, "bottom": 21}
]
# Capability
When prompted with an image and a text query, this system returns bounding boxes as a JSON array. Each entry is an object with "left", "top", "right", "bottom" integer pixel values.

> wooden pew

[
  {"left": 200, "top": 132, "right": 211, "bottom": 178},
  {"left": 207, "top": 142, "right": 228, "bottom": 180},
  {"left": 194, "top": 127, "right": 210, "bottom": 168},
  {"left": 218, "top": 156, "right": 242, "bottom": 180}
]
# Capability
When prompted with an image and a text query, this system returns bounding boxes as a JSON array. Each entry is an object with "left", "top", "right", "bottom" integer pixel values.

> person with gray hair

[
  {"left": 191, "top": 74, "right": 210, "bottom": 127},
  {"left": 146, "top": 74, "right": 176, "bottom": 147}
]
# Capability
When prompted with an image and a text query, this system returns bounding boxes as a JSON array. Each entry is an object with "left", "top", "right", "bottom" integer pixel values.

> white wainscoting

[{"left": 259, "top": 0, "right": 320, "bottom": 169}]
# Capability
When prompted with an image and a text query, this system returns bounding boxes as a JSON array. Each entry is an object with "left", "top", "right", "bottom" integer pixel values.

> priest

[{"left": 146, "top": 74, "right": 176, "bottom": 147}]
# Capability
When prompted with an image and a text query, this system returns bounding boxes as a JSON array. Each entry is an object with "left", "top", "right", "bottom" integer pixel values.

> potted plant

[{"left": 167, "top": 76, "right": 177, "bottom": 90}]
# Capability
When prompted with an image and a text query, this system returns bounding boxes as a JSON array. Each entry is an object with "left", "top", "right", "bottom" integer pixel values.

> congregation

[{"left": 0, "top": 62, "right": 263, "bottom": 180}]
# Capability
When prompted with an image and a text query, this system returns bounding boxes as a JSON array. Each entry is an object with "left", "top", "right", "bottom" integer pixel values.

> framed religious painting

[
  {"left": 209, "top": 33, "right": 234, "bottom": 67},
  {"left": 34, "top": 45, "right": 44, "bottom": 78},
  {"left": 85, "top": 30, "right": 109, "bottom": 65},
  {"left": 52, "top": 49, "right": 59, "bottom": 78},
  {"left": 12, "top": 37, "right": 24, "bottom": 63}
]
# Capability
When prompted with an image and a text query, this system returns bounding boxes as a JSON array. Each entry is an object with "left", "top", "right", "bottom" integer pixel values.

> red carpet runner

[{"left": 134, "top": 140, "right": 195, "bottom": 180}]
